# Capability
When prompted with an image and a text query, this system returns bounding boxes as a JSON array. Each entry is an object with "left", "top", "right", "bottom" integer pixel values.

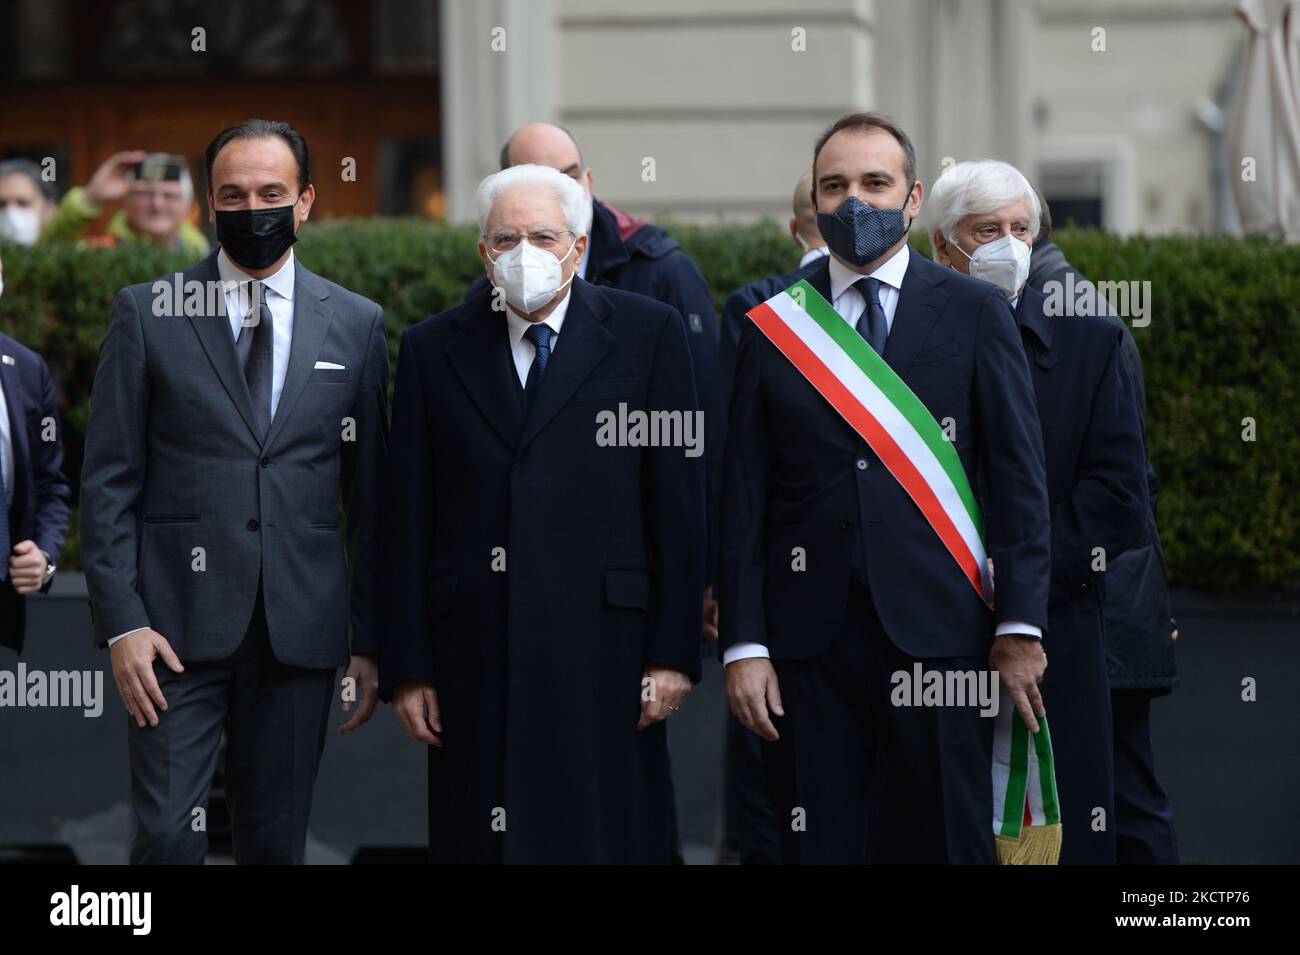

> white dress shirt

[
  {"left": 724, "top": 244, "right": 1039, "bottom": 665},
  {"left": 505, "top": 287, "right": 572, "bottom": 386},
  {"left": 109, "top": 249, "right": 298, "bottom": 648},
  {"left": 798, "top": 246, "right": 829, "bottom": 269}
]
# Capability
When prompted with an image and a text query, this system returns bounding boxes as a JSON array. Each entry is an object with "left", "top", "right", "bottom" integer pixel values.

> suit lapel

[
  {"left": 884, "top": 252, "right": 947, "bottom": 376},
  {"left": 447, "top": 290, "right": 526, "bottom": 452},
  {"left": 263, "top": 265, "right": 334, "bottom": 451},
  {"left": 186, "top": 253, "right": 263, "bottom": 443},
  {"left": 518, "top": 280, "right": 614, "bottom": 452},
  {"left": 1016, "top": 285, "right": 1056, "bottom": 369}
]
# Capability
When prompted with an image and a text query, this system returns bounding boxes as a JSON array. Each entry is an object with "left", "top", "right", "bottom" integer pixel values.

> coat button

[
  {"left": 841, "top": 518, "right": 853, "bottom": 529},
  {"left": 260, "top": 457, "right": 271, "bottom": 468},
  {"left": 1078, "top": 580, "right": 1089, "bottom": 594},
  {"left": 856, "top": 458, "right": 869, "bottom": 470},
  {"left": 247, "top": 519, "right": 260, "bottom": 531}
]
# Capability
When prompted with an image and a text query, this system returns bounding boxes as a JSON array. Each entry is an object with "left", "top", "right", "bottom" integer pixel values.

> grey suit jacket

[{"left": 80, "top": 251, "right": 389, "bottom": 668}]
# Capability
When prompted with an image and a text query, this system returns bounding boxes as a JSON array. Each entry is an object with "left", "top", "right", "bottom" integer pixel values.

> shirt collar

[
  {"left": 506, "top": 283, "right": 573, "bottom": 348},
  {"left": 828, "top": 242, "right": 910, "bottom": 301},
  {"left": 217, "top": 247, "right": 296, "bottom": 303},
  {"left": 799, "top": 246, "right": 829, "bottom": 269}
]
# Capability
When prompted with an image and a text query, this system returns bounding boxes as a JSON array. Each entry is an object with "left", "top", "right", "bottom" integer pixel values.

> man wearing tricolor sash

[{"left": 719, "top": 114, "right": 1052, "bottom": 864}]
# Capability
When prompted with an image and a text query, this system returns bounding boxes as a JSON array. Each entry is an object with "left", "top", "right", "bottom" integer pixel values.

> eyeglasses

[{"left": 483, "top": 229, "right": 575, "bottom": 254}]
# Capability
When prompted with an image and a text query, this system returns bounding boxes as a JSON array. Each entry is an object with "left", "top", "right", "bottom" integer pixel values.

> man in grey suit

[{"left": 80, "top": 120, "right": 389, "bottom": 864}]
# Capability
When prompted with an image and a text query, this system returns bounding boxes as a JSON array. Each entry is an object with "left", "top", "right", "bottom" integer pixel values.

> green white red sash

[
  {"left": 992, "top": 691, "right": 1062, "bottom": 864},
  {"left": 746, "top": 279, "right": 994, "bottom": 607}
]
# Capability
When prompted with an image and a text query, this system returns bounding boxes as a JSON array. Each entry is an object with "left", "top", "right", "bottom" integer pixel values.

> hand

[
  {"left": 110, "top": 628, "right": 184, "bottom": 728},
  {"left": 84, "top": 150, "right": 148, "bottom": 206},
  {"left": 726, "top": 657, "right": 783, "bottom": 742},
  {"left": 339, "top": 653, "right": 379, "bottom": 736},
  {"left": 393, "top": 681, "right": 443, "bottom": 747},
  {"left": 8, "top": 540, "right": 47, "bottom": 595},
  {"left": 638, "top": 666, "right": 691, "bottom": 730},
  {"left": 702, "top": 586, "right": 719, "bottom": 643},
  {"left": 990, "top": 633, "right": 1047, "bottom": 733}
]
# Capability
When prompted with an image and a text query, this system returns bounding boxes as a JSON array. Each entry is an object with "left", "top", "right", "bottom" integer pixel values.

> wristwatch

[{"left": 41, "top": 549, "right": 57, "bottom": 586}]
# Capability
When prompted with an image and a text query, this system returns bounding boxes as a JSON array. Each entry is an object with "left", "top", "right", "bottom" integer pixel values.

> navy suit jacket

[
  {"left": 1014, "top": 284, "right": 1148, "bottom": 608},
  {"left": 719, "top": 252, "right": 1050, "bottom": 661},
  {"left": 0, "top": 332, "right": 72, "bottom": 654},
  {"left": 710, "top": 255, "right": 827, "bottom": 581}
]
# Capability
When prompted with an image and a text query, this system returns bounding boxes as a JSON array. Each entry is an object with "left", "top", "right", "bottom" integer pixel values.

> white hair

[
  {"left": 476, "top": 163, "right": 592, "bottom": 238},
  {"left": 927, "top": 159, "right": 1040, "bottom": 246}
]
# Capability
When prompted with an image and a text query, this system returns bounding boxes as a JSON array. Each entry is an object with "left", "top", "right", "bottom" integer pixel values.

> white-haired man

[
  {"left": 930, "top": 159, "right": 1149, "bottom": 864},
  {"left": 379, "top": 164, "right": 705, "bottom": 863}
]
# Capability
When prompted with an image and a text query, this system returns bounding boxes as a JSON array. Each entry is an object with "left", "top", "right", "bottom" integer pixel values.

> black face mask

[{"left": 215, "top": 200, "right": 299, "bottom": 270}]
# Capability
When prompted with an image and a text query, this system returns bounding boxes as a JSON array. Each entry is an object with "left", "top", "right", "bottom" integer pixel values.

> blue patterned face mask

[{"left": 816, "top": 192, "right": 912, "bottom": 267}]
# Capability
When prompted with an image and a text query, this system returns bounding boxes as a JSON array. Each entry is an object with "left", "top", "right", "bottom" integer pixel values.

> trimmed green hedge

[{"left": 1, "top": 220, "right": 1296, "bottom": 589}]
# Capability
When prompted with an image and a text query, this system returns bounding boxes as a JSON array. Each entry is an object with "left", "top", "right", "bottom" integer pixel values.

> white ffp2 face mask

[
  {"left": 951, "top": 234, "right": 1031, "bottom": 300},
  {"left": 488, "top": 238, "right": 578, "bottom": 315},
  {"left": 0, "top": 206, "right": 42, "bottom": 246}
]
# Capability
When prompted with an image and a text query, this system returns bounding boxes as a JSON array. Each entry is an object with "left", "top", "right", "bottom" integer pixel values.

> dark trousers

[
  {"left": 1039, "top": 599, "right": 1117, "bottom": 864},
  {"left": 1112, "top": 688, "right": 1179, "bottom": 864},
  {"left": 127, "top": 589, "right": 336, "bottom": 864},
  {"left": 720, "top": 711, "right": 780, "bottom": 864},
  {"left": 763, "top": 585, "right": 996, "bottom": 864}
]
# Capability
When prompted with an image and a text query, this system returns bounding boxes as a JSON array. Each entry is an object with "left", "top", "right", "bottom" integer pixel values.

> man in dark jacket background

[
  {"left": 1029, "top": 193, "right": 1180, "bottom": 864},
  {"left": 0, "top": 249, "right": 72, "bottom": 656},
  {"left": 713, "top": 169, "right": 826, "bottom": 865}
]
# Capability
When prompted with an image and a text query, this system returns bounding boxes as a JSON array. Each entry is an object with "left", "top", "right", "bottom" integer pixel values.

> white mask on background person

[
  {"left": 0, "top": 206, "right": 42, "bottom": 246},
  {"left": 0, "top": 273, "right": 4, "bottom": 301},
  {"left": 488, "top": 237, "right": 578, "bottom": 315},
  {"left": 950, "top": 234, "right": 1032, "bottom": 300}
]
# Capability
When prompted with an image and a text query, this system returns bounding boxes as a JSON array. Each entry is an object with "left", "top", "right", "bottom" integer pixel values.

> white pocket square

[{"left": 314, "top": 361, "right": 345, "bottom": 370}]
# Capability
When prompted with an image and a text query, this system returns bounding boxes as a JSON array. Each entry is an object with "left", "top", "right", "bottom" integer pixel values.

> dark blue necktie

[
  {"left": 523, "top": 323, "right": 553, "bottom": 411},
  {"left": 853, "top": 276, "right": 888, "bottom": 356}
]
